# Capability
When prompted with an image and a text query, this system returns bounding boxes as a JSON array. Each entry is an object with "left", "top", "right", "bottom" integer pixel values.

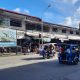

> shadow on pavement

[
  {"left": 0, "top": 59, "right": 79, "bottom": 80},
  {"left": 22, "top": 57, "right": 43, "bottom": 61}
]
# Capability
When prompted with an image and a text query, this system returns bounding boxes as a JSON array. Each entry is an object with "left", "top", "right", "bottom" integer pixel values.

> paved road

[{"left": 0, "top": 54, "right": 80, "bottom": 80}]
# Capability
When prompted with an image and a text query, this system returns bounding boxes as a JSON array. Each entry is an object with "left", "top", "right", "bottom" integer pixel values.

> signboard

[
  {"left": 0, "top": 42, "right": 16, "bottom": 47},
  {"left": 0, "top": 28, "right": 17, "bottom": 47}
]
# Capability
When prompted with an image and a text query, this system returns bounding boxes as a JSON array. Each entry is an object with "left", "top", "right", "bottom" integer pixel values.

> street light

[{"left": 41, "top": 4, "right": 51, "bottom": 47}]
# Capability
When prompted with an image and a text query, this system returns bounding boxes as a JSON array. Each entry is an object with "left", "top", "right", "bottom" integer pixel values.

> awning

[
  {"left": 68, "top": 35, "right": 80, "bottom": 40},
  {"left": 43, "top": 38, "right": 51, "bottom": 42}
]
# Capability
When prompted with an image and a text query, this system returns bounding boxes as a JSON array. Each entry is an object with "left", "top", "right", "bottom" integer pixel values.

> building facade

[{"left": 0, "top": 8, "right": 80, "bottom": 45}]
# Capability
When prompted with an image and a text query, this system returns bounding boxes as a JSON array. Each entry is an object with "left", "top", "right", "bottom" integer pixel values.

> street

[{"left": 0, "top": 54, "right": 80, "bottom": 80}]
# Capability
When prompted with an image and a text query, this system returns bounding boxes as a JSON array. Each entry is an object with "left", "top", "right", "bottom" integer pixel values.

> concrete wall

[{"left": 1, "top": 11, "right": 80, "bottom": 40}]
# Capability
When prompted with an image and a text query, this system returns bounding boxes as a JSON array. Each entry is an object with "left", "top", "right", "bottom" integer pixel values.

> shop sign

[{"left": 0, "top": 28, "right": 17, "bottom": 47}]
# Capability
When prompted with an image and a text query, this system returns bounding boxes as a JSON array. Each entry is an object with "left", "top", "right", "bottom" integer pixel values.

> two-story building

[{"left": 0, "top": 8, "right": 80, "bottom": 47}]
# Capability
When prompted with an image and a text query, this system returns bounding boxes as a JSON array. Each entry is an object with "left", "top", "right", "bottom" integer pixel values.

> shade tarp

[
  {"left": 43, "top": 38, "right": 51, "bottom": 42},
  {"left": 68, "top": 36, "right": 80, "bottom": 40}
]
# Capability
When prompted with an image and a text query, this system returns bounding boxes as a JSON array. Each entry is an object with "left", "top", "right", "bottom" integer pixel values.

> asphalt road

[{"left": 0, "top": 54, "right": 80, "bottom": 80}]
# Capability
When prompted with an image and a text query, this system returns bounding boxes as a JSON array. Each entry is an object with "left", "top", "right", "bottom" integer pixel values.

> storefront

[{"left": 0, "top": 27, "right": 17, "bottom": 53}]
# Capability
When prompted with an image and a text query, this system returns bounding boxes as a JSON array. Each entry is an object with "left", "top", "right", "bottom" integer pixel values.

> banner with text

[{"left": 0, "top": 28, "right": 17, "bottom": 47}]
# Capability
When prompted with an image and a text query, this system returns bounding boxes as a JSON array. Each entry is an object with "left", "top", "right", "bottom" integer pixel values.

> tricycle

[
  {"left": 39, "top": 44, "right": 55, "bottom": 59},
  {"left": 57, "top": 43, "right": 79, "bottom": 65}
]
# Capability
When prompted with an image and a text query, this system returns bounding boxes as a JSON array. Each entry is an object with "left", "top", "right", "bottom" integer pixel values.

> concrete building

[{"left": 0, "top": 8, "right": 80, "bottom": 45}]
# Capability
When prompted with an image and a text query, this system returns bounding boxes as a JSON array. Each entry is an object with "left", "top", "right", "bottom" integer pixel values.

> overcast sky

[{"left": 0, "top": 0, "right": 80, "bottom": 28}]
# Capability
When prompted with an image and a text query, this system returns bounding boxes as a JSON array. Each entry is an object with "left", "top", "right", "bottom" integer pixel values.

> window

[
  {"left": 0, "top": 16, "right": 4, "bottom": 25},
  {"left": 0, "top": 20, "right": 3, "bottom": 25},
  {"left": 10, "top": 19, "right": 22, "bottom": 27},
  {"left": 62, "top": 29, "right": 66, "bottom": 33},
  {"left": 43, "top": 26, "right": 50, "bottom": 32},
  {"left": 52, "top": 28, "right": 58, "bottom": 32},
  {"left": 76, "top": 31, "right": 79, "bottom": 35},
  {"left": 26, "top": 22, "right": 42, "bottom": 31},
  {"left": 26, "top": 23, "right": 35, "bottom": 30},
  {"left": 70, "top": 30, "right": 73, "bottom": 34},
  {"left": 35, "top": 24, "right": 41, "bottom": 31}
]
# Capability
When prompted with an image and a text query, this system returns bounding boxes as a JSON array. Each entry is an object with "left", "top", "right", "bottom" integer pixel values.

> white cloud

[
  {"left": 72, "top": 19, "right": 80, "bottom": 28},
  {"left": 23, "top": 9, "right": 30, "bottom": 14},
  {"left": 63, "top": 5, "right": 80, "bottom": 28},
  {"left": 71, "top": 6, "right": 80, "bottom": 28},
  {"left": 43, "top": 12, "right": 55, "bottom": 22},
  {"left": 64, "top": 16, "right": 72, "bottom": 26},
  {"left": 13, "top": 8, "right": 21, "bottom": 12},
  {"left": 13, "top": 8, "right": 30, "bottom": 14},
  {"left": 74, "top": 18, "right": 80, "bottom": 28},
  {"left": 44, "top": 12, "right": 54, "bottom": 19},
  {"left": 63, "top": 0, "right": 78, "bottom": 4},
  {"left": 72, "top": 0, "right": 78, "bottom": 4},
  {"left": 76, "top": 7, "right": 80, "bottom": 14},
  {"left": 63, "top": 16, "right": 80, "bottom": 28},
  {"left": 49, "top": 0, "right": 78, "bottom": 4},
  {"left": 45, "top": 0, "right": 80, "bottom": 28}
]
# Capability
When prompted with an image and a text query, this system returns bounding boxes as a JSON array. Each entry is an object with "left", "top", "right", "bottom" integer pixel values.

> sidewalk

[
  {"left": 0, "top": 52, "right": 35, "bottom": 56},
  {"left": 0, "top": 53, "right": 58, "bottom": 69}
]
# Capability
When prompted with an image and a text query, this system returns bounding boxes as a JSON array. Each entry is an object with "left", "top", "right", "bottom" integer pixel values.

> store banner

[
  {"left": 0, "top": 42, "right": 16, "bottom": 47},
  {"left": 0, "top": 28, "right": 17, "bottom": 47}
]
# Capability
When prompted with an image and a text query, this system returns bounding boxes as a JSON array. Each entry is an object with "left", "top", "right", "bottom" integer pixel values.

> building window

[
  {"left": 0, "top": 16, "right": 4, "bottom": 25},
  {"left": 70, "top": 30, "right": 73, "bottom": 34},
  {"left": 52, "top": 28, "right": 58, "bottom": 32},
  {"left": 62, "top": 29, "right": 66, "bottom": 33},
  {"left": 76, "top": 31, "right": 79, "bottom": 35},
  {"left": 26, "top": 23, "right": 35, "bottom": 30},
  {"left": 43, "top": 26, "right": 50, "bottom": 32},
  {"left": 0, "top": 20, "right": 3, "bottom": 25},
  {"left": 10, "top": 19, "right": 22, "bottom": 27},
  {"left": 26, "top": 23, "right": 41, "bottom": 31},
  {"left": 35, "top": 24, "right": 41, "bottom": 31}
]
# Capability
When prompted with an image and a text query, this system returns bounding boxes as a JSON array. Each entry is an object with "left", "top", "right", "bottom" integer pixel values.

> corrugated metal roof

[
  {"left": 0, "top": 8, "right": 41, "bottom": 21},
  {"left": 44, "top": 22, "right": 79, "bottom": 30}
]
